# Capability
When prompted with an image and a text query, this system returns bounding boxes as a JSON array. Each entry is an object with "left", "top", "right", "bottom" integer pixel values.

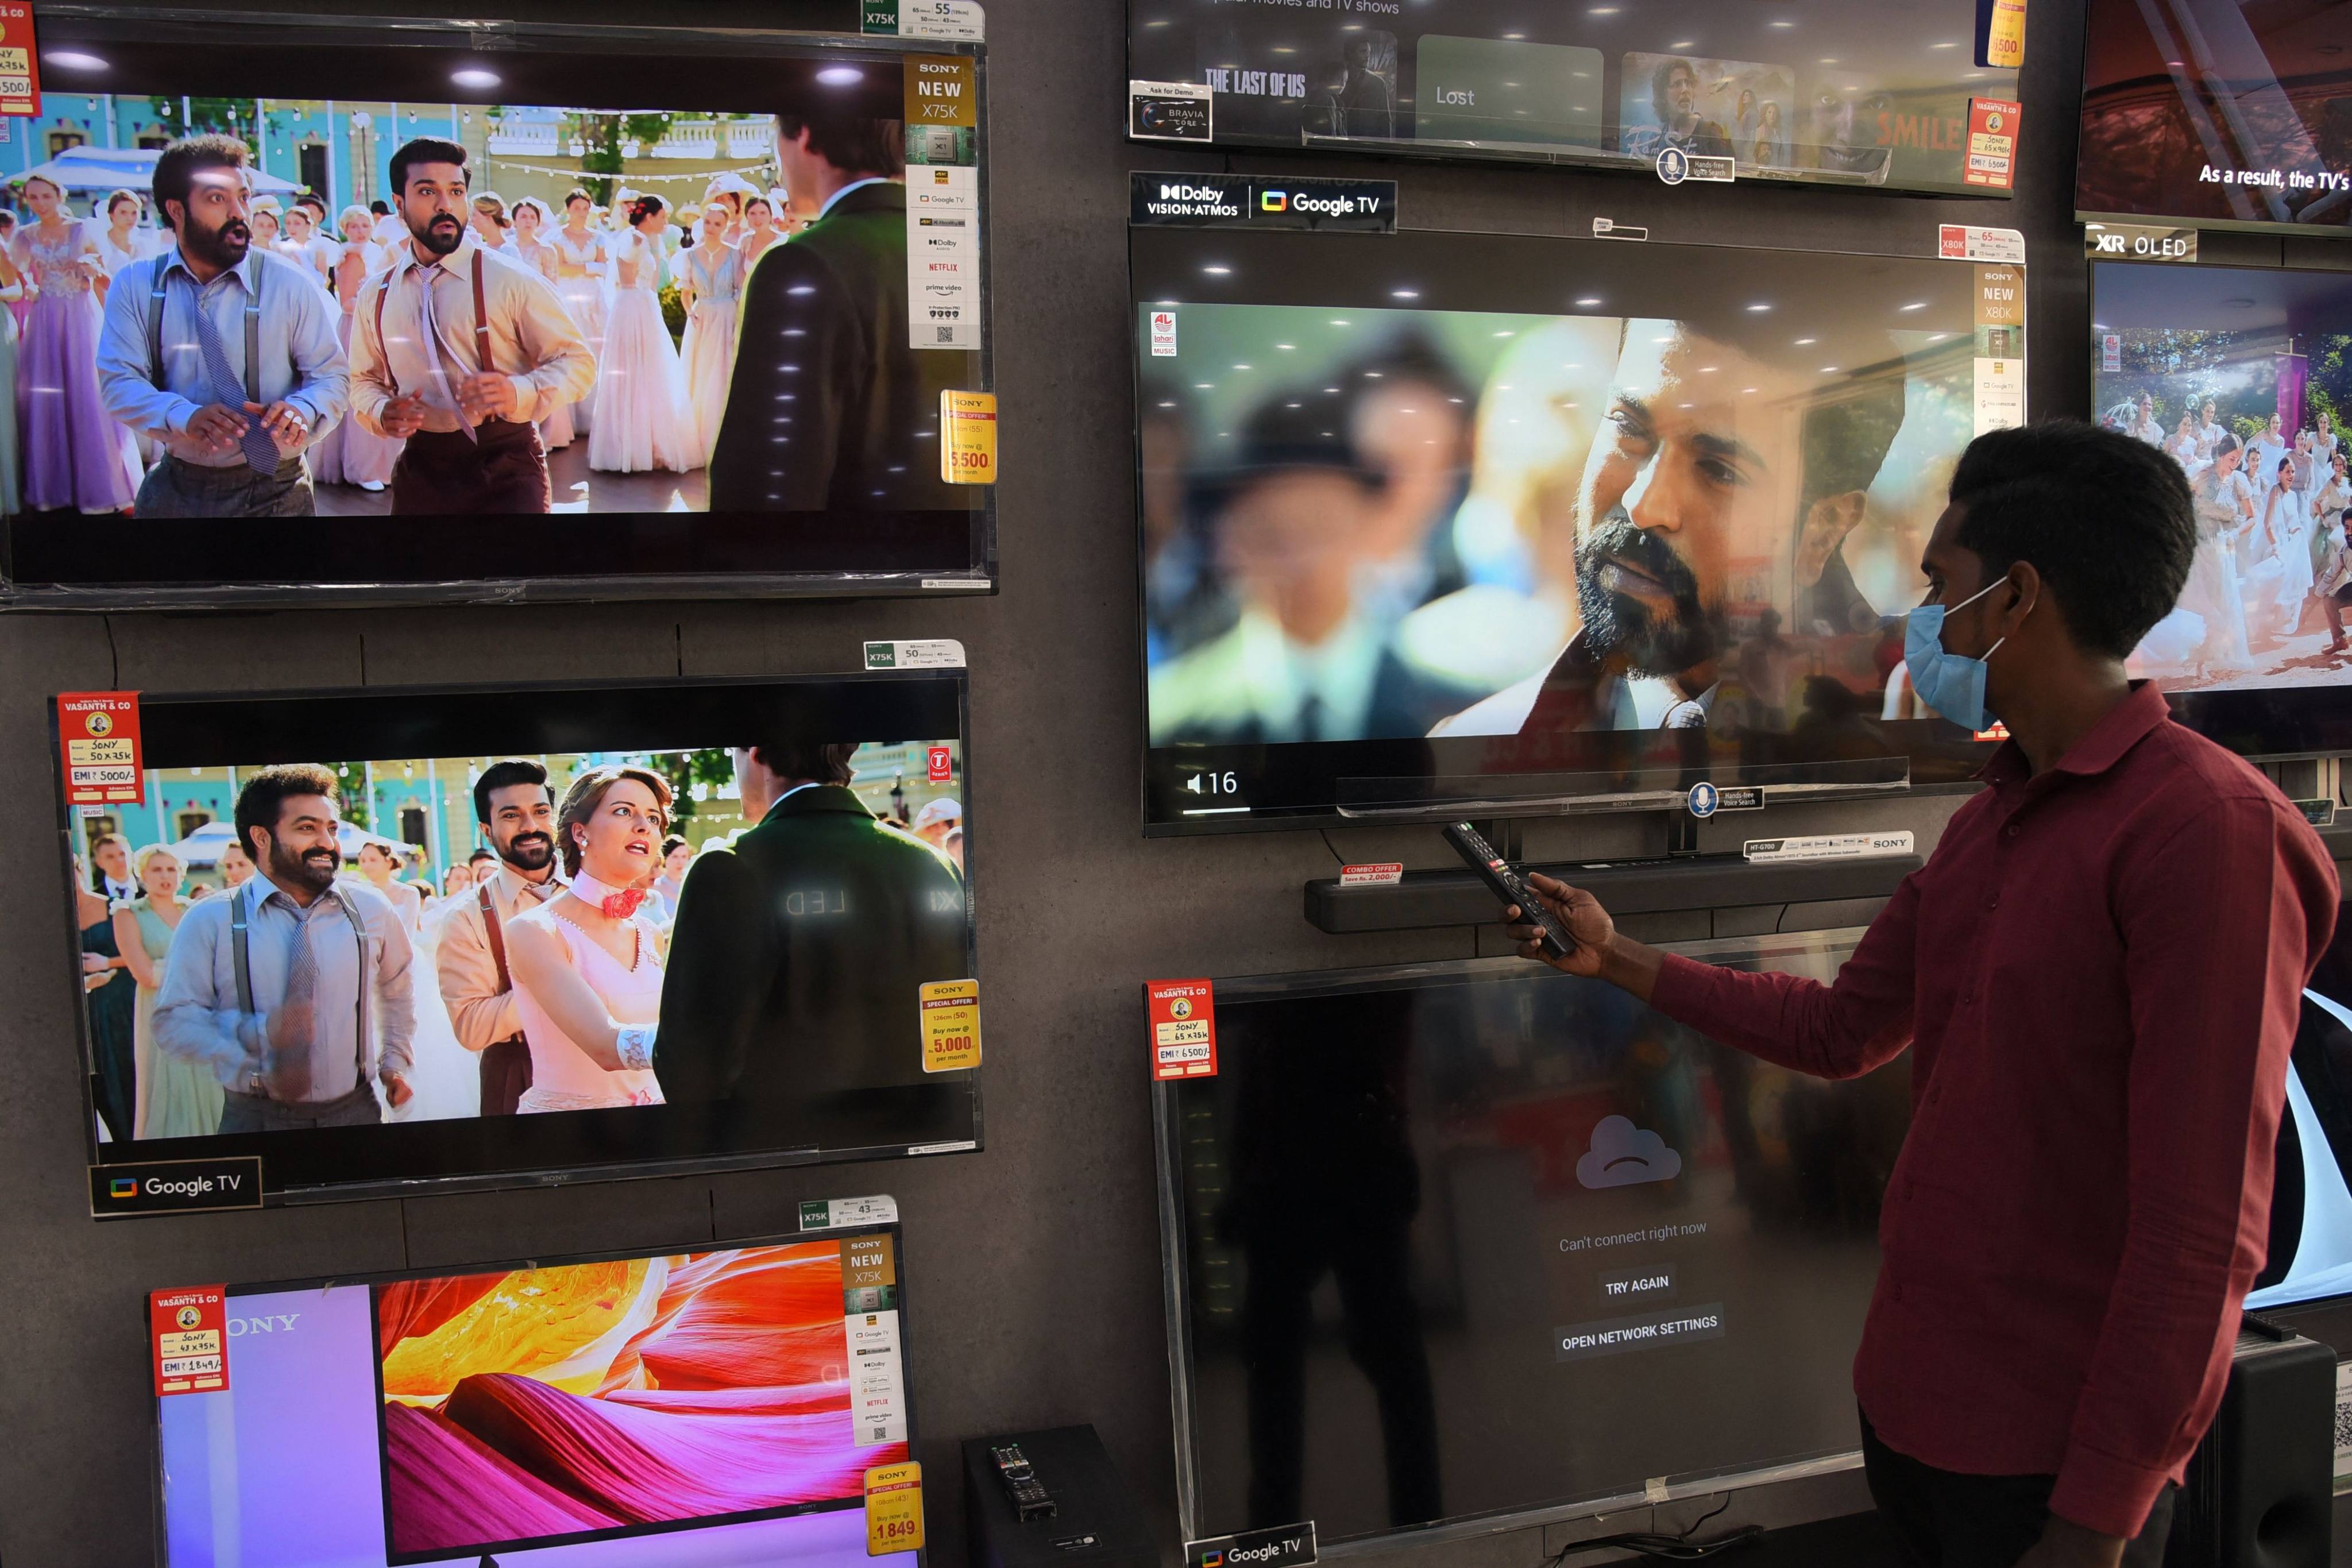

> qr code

[
  {"left": 2334, "top": 1393, "right": 2352, "bottom": 1454},
  {"left": 936, "top": 327, "right": 956, "bottom": 343},
  {"left": 872, "top": 1425, "right": 890, "bottom": 1440}
]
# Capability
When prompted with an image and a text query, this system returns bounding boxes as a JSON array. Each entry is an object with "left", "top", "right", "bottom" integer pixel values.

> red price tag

[
  {"left": 926, "top": 746, "right": 953, "bottom": 783},
  {"left": 57, "top": 692, "right": 143, "bottom": 806},
  {"left": 0, "top": 5, "right": 41, "bottom": 118},
  {"left": 151, "top": 1285, "right": 228, "bottom": 1396},
  {"left": 1146, "top": 979, "right": 1217, "bottom": 1080},
  {"left": 1964, "top": 97, "right": 2021, "bottom": 191}
]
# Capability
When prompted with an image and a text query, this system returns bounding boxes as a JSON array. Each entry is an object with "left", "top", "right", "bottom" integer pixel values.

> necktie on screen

[
  {"left": 186, "top": 275, "right": 282, "bottom": 475},
  {"left": 413, "top": 263, "right": 477, "bottom": 443}
]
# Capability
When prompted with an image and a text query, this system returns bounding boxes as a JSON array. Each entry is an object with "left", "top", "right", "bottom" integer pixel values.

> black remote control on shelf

[
  {"left": 1442, "top": 821, "right": 1577, "bottom": 960},
  {"left": 990, "top": 1442, "right": 1057, "bottom": 1522}
]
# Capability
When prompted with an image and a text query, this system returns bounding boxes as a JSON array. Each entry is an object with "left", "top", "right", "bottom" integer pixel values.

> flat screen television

[
  {"left": 1125, "top": 0, "right": 2021, "bottom": 196},
  {"left": 1132, "top": 221, "right": 2027, "bottom": 833},
  {"left": 0, "top": 9, "right": 991, "bottom": 608},
  {"left": 1153, "top": 932, "right": 1907, "bottom": 1546},
  {"left": 153, "top": 1225, "right": 920, "bottom": 1565},
  {"left": 2251, "top": 904, "right": 2352, "bottom": 1312},
  {"left": 57, "top": 673, "right": 978, "bottom": 1203},
  {"left": 2088, "top": 258, "right": 2352, "bottom": 758},
  {"left": 2076, "top": 0, "right": 2352, "bottom": 238}
]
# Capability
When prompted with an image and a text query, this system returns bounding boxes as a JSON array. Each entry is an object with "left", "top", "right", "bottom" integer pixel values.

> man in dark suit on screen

[
  {"left": 651, "top": 740, "right": 970, "bottom": 1148},
  {"left": 707, "top": 101, "right": 965, "bottom": 512}
]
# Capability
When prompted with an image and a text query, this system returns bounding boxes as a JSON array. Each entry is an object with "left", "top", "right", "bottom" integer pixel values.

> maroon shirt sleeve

[
  {"left": 2050, "top": 796, "right": 2337, "bottom": 1538},
  {"left": 1648, "top": 871, "right": 1921, "bottom": 1080}
]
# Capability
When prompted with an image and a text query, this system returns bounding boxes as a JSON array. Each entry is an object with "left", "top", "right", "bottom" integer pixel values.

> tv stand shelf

[{"left": 1304, "top": 851, "right": 1922, "bottom": 936}]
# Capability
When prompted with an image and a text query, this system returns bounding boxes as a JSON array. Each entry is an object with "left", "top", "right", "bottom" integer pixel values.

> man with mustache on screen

[
  {"left": 1433, "top": 316, "right": 1902, "bottom": 740},
  {"left": 153, "top": 764, "right": 415, "bottom": 1132},
  {"left": 435, "top": 759, "right": 564, "bottom": 1117},
  {"left": 349, "top": 138, "right": 593, "bottom": 513},
  {"left": 96, "top": 134, "right": 349, "bottom": 518}
]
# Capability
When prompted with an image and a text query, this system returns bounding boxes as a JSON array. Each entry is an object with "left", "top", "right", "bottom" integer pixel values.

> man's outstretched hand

[{"left": 1504, "top": 874, "right": 1664, "bottom": 1001}]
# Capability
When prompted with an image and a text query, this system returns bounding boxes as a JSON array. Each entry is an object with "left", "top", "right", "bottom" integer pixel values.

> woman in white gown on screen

[
  {"left": 2244, "top": 450, "right": 2315, "bottom": 646},
  {"left": 506, "top": 198, "right": 574, "bottom": 451},
  {"left": 2177, "top": 434, "right": 2258, "bottom": 675},
  {"left": 551, "top": 190, "right": 610, "bottom": 434},
  {"left": 502, "top": 765, "right": 669, "bottom": 1114},
  {"left": 352, "top": 842, "right": 473, "bottom": 1120},
  {"left": 589, "top": 195, "right": 695, "bottom": 475},
  {"left": 678, "top": 199, "right": 743, "bottom": 462}
]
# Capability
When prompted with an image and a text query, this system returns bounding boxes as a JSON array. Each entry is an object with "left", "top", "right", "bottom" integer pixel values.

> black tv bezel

[
  {"left": 57, "top": 669, "right": 982, "bottom": 1207},
  {"left": 2088, "top": 256, "right": 2352, "bottom": 757},
  {"left": 1126, "top": 219, "right": 2015, "bottom": 837},
  {"left": 1120, "top": 0, "right": 2022, "bottom": 200},
  {"left": 148, "top": 1222, "right": 925, "bottom": 1567},
  {"left": 0, "top": 6, "right": 995, "bottom": 610},
  {"left": 1149, "top": 933, "right": 1877, "bottom": 1550},
  {"left": 2070, "top": 0, "right": 2352, "bottom": 242}
]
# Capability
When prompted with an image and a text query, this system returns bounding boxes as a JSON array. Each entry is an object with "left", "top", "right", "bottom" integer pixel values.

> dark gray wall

[{"left": 1, "top": 2, "right": 2340, "bottom": 1564}]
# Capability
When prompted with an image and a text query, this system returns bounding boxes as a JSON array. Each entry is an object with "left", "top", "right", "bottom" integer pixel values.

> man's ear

[{"left": 1795, "top": 490, "right": 1868, "bottom": 587}]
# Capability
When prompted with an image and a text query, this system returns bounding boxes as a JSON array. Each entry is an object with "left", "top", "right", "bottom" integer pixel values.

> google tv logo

[{"left": 109, "top": 1177, "right": 137, "bottom": 1199}]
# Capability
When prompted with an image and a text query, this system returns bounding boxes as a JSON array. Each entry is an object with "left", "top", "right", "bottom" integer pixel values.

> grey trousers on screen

[
  {"left": 216, "top": 1083, "right": 381, "bottom": 1134},
  {"left": 133, "top": 455, "right": 314, "bottom": 518}
]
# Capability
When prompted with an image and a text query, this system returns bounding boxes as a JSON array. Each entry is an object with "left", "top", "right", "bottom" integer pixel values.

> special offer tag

[
  {"left": 1146, "top": 979, "right": 1217, "bottom": 1080},
  {"left": 920, "top": 980, "right": 980, "bottom": 1072},
  {"left": 57, "top": 692, "right": 143, "bottom": 806},
  {"left": 151, "top": 1285, "right": 227, "bottom": 1397},
  {"left": 0, "top": 5, "right": 41, "bottom": 118},
  {"left": 866, "top": 1461, "right": 925, "bottom": 1555},
  {"left": 940, "top": 390, "right": 997, "bottom": 484},
  {"left": 1964, "top": 97, "right": 2021, "bottom": 190}
]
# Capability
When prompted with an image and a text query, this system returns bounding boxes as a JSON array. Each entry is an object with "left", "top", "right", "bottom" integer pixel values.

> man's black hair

[
  {"left": 753, "top": 740, "right": 858, "bottom": 786},
  {"left": 152, "top": 134, "right": 250, "bottom": 232},
  {"left": 235, "top": 763, "right": 338, "bottom": 861},
  {"left": 389, "top": 137, "right": 468, "bottom": 199},
  {"left": 774, "top": 108, "right": 903, "bottom": 180},
  {"left": 1947, "top": 420, "right": 2194, "bottom": 659},
  {"left": 473, "top": 758, "right": 551, "bottom": 825}
]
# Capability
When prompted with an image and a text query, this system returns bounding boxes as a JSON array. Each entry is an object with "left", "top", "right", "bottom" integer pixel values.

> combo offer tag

[
  {"left": 1147, "top": 979, "right": 1217, "bottom": 1080},
  {"left": 864, "top": 1462, "right": 925, "bottom": 1555},
  {"left": 151, "top": 1286, "right": 228, "bottom": 1397},
  {"left": 940, "top": 391, "right": 997, "bottom": 484},
  {"left": 57, "top": 691, "right": 143, "bottom": 806},
  {"left": 920, "top": 980, "right": 981, "bottom": 1072},
  {"left": 0, "top": 4, "right": 40, "bottom": 118}
]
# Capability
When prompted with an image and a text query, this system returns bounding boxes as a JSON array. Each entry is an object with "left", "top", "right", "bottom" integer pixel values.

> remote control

[
  {"left": 1441, "top": 822, "right": 1577, "bottom": 960},
  {"left": 991, "top": 1442, "right": 1057, "bottom": 1522}
]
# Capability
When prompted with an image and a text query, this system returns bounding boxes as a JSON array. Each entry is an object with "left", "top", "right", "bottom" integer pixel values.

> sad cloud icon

[{"left": 1576, "top": 1115, "right": 1682, "bottom": 1189}]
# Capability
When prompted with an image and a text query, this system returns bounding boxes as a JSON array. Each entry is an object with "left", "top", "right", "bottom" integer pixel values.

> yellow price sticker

[
  {"left": 921, "top": 979, "right": 981, "bottom": 1072},
  {"left": 940, "top": 390, "right": 997, "bottom": 485},
  {"left": 866, "top": 1461, "right": 925, "bottom": 1556}
]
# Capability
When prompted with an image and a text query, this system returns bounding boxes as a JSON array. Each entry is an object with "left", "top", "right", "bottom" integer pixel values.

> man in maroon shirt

[{"left": 1505, "top": 422, "right": 2339, "bottom": 1568}]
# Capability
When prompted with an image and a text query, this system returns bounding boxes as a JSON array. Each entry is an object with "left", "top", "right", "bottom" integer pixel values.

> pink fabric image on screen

[{"left": 379, "top": 1241, "right": 907, "bottom": 1558}]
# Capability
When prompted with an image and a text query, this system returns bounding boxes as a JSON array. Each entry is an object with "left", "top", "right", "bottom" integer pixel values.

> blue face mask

[{"left": 1905, "top": 577, "right": 2009, "bottom": 731}]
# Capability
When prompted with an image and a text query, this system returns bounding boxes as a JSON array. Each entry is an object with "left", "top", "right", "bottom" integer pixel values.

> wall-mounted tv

[
  {"left": 2089, "top": 258, "right": 2352, "bottom": 758},
  {"left": 1126, "top": 0, "right": 2020, "bottom": 196},
  {"left": 1154, "top": 932, "right": 1906, "bottom": 1547},
  {"left": 0, "top": 9, "right": 990, "bottom": 608},
  {"left": 2253, "top": 903, "right": 2352, "bottom": 1312},
  {"left": 1131, "top": 222, "right": 2026, "bottom": 833},
  {"left": 57, "top": 673, "right": 976, "bottom": 1203},
  {"left": 2076, "top": 0, "right": 2352, "bottom": 237},
  {"left": 154, "top": 1225, "right": 919, "bottom": 1565}
]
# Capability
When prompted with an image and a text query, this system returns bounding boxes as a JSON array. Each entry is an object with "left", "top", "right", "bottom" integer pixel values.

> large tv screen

[
  {"left": 2089, "top": 259, "right": 2352, "bottom": 758},
  {"left": 0, "top": 10, "right": 991, "bottom": 607},
  {"left": 155, "top": 1226, "right": 920, "bottom": 1565},
  {"left": 1155, "top": 932, "right": 1906, "bottom": 1546},
  {"left": 2076, "top": 0, "right": 2352, "bottom": 238},
  {"left": 1133, "top": 222, "right": 2026, "bottom": 833},
  {"left": 1126, "top": 0, "right": 2021, "bottom": 196},
  {"left": 58, "top": 673, "right": 978, "bottom": 1202},
  {"left": 2251, "top": 904, "right": 2352, "bottom": 1313}
]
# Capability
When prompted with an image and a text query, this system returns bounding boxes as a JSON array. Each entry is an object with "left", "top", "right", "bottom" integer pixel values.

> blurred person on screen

[
  {"left": 1803, "top": 71, "right": 1894, "bottom": 177},
  {"left": 1621, "top": 57, "right": 1733, "bottom": 161},
  {"left": 1149, "top": 399, "right": 1485, "bottom": 744},
  {"left": 708, "top": 95, "right": 963, "bottom": 512},
  {"left": 646, "top": 739, "right": 967, "bottom": 1145},
  {"left": 438, "top": 759, "right": 564, "bottom": 1118},
  {"left": 153, "top": 764, "right": 415, "bottom": 1131},
  {"left": 1430, "top": 317, "right": 1904, "bottom": 737},
  {"left": 1500, "top": 422, "right": 2339, "bottom": 1568}
]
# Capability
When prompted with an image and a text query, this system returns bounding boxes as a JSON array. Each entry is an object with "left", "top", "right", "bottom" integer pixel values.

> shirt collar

[
  {"left": 247, "top": 866, "right": 331, "bottom": 913},
  {"left": 394, "top": 242, "right": 474, "bottom": 282},
  {"left": 1976, "top": 681, "right": 2172, "bottom": 787},
  {"left": 497, "top": 861, "right": 564, "bottom": 901},
  {"left": 817, "top": 176, "right": 894, "bottom": 221},
  {"left": 161, "top": 241, "right": 257, "bottom": 294}
]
